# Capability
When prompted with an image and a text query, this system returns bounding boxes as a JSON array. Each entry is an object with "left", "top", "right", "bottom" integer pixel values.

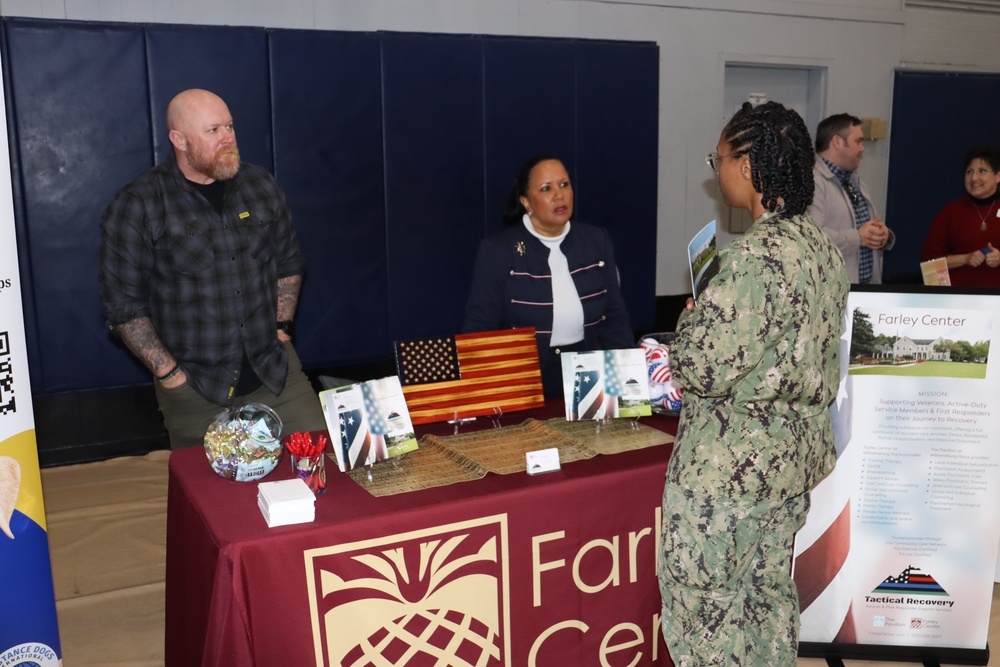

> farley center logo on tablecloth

[{"left": 304, "top": 516, "right": 510, "bottom": 666}]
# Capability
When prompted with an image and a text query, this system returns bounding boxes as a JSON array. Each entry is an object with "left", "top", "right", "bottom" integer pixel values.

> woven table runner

[
  {"left": 541, "top": 417, "right": 673, "bottom": 455},
  {"left": 347, "top": 417, "right": 673, "bottom": 496},
  {"left": 419, "top": 419, "right": 596, "bottom": 475},
  {"left": 346, "top": 442, "right": 487, "bottom": 496}
]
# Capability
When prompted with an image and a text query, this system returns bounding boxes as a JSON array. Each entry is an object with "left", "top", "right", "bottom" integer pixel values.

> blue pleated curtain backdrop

[{"left": 1, "top": 18, "right": 659, "bottom": 395}]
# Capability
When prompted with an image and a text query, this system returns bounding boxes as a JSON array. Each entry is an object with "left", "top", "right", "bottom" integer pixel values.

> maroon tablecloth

[{"left": 165, "top": 404, "right": 677, "bottom": 666}]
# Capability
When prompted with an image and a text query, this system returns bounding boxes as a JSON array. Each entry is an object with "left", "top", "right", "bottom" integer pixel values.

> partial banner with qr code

[{"left": 0, "top": 52, "right": 62, "bottom": 666}]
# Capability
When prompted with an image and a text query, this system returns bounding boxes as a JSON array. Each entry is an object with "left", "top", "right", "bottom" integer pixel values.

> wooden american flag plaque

[{"left": 393, "top": 327, "right": 544, "bottom": 425}]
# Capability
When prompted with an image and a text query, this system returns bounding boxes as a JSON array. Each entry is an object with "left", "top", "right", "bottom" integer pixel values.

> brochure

[
  {"left": 560, "top": 348, "right": 652, "bottom": 421},
  {"left": 319, "top": 376, "right": 419, "bottom": 472},
  {"left": 688, "top": 219, "right": 719, "bottom": 300},
  {"left": 920, "top": 256, "right": 951, "bottom": 286}
]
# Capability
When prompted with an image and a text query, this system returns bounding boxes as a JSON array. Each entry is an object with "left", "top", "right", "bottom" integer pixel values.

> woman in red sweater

[{"left": 922, "top": 146, "right": 1000, "bottom": 287}]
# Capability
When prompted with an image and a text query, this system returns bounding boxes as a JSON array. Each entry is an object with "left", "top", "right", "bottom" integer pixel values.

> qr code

[{"left": 0, "top": 331, "right": 15, "bottom": 416}]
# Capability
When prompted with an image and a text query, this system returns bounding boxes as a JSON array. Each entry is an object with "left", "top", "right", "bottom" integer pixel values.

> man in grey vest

[{"left": 809, "top": 113, "right": 894, "bottom": 284}]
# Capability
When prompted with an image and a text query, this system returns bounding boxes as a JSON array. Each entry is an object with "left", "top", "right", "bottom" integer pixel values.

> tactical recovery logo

[
  {"left": 304, "top": 515, "right": 510, "bottom": 667},
  {"left": 871, "top": 565, "right": 948, "bottom": 596}
]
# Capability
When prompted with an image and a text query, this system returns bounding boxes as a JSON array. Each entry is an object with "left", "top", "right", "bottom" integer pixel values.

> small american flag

[
  {"left": 334, "top": 387, "right": 387, "bottom": 471},
  {"left": 394, "top": 327, "right": 544, "bottom": 425},
  {"left": 572, "top": 364, "right": 604, "bottom": 420},
  {"left": 600, "top": 350, "right": 624, "bottom": 417},
  {"left": 338, "top": 400, "right": 370, "bottom": 470}
]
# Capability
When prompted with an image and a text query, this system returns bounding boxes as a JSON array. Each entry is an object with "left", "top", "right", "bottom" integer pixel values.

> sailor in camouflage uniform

[{"left": 658, "top": 102, "right": 849, "bottom": 666}]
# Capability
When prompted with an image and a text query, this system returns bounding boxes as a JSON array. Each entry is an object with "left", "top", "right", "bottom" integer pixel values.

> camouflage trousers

[{"left": 657, "top": 483, "right": 810, "bottom": 667}]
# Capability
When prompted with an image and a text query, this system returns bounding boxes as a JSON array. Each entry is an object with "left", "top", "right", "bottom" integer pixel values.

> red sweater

[{"left": 922, "top": 196, "right": 1000, "bottom": 287}]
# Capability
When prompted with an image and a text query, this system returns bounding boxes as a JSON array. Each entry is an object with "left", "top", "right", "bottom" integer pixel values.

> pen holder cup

[{"left": 290, "top": 452, "right": 326, "bottom": 497}]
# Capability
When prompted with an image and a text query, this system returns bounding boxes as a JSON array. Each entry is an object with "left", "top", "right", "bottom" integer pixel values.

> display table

[{"left": 164, "top": 404, "right": 677, "bottom": 667}]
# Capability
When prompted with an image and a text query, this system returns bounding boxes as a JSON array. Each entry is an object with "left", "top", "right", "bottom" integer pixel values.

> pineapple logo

[{"left": 304, "top": 515, "right": 510, "bottom": 666}]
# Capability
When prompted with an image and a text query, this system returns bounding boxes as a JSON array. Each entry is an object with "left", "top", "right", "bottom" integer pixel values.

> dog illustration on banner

[{"left": 304, "top": 516, "right": 510, "bottom": 667}]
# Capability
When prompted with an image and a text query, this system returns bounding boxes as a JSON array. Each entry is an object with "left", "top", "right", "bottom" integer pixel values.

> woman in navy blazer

[{"left": 463, "top": 155, "right": 634, "bottom": 396}]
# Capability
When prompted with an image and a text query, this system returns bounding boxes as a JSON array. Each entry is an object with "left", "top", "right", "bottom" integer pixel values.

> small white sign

[{"left": 526, "top": 447, "right": 561, "bottom": 476}]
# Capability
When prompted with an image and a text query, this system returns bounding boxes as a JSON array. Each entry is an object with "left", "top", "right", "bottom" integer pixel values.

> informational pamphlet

[
  {"left": 792, "top": 288, "right": 1000, "bottom": 661},
  {"left": 688, "top": 219, "right": 719, "bottom": 300},
  {"left": 920, "top": 257, "right": 951, "bottom": 286},
  {"left": 560, "top": 349, "right": 652, "bottom": 421},
  {"left": 320, "top": 376, "right": 418, "bottom": 472}
]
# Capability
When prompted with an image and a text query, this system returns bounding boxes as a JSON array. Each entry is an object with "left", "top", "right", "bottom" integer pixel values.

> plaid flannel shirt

[{"left": 99, "top": 153, "right": 306, "bottom": 405}]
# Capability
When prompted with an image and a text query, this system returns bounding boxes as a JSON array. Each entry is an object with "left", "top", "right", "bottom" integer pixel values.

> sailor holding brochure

[{"left": 658, "top": 102, "right": 849, "bottom": 666}]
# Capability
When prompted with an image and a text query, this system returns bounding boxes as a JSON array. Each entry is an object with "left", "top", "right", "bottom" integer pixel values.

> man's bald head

[
  {"left": 167, "top": 88, "right": 228, "bottom": 130},
  {"left": 166, "top": 89, "right": 240, "bottom": 183}
]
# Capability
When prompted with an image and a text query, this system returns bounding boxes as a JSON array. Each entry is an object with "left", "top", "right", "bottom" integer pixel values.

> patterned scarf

[{"left": 824, "top": 158, "right": 873, "bottom": 283}]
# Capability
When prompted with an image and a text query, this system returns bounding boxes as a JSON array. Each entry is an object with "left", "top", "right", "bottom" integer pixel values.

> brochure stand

[
  {"left": 792, "top": 286, "right": 999, "bottom": 666},
  {"left": 559, "top": 348, "right": 652, "bottom": 421},
  {"left": 319, "top": 376, "right": 418, "bottom": 473}
]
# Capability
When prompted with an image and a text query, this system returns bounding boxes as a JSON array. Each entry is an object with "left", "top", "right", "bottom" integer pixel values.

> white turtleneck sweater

[{"left": 522, "top": 215, "right": 584, "bottom": 346}]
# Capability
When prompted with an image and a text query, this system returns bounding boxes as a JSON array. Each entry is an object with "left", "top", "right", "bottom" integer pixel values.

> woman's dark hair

[
  {"left": 964, "top": 146, "right": 1000, "bottom": 173},
  {"left": 504, "top": 154, "right": 563, "bottom": 226},
  {"left": 721, "top": 101, "right": 815, "bottom": 217}
]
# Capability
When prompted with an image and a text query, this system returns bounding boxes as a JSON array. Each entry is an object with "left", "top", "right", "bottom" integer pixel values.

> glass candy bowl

[{"left": 204, "top": 403, "right": 284, "bottom": 482}]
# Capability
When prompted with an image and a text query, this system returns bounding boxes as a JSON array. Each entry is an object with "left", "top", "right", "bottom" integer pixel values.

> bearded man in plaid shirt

[{"left": 99, "top": 89, "right": 325, "bottom": 449}]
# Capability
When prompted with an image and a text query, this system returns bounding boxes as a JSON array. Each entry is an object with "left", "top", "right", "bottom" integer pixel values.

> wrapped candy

[
  {"left": 639, "top": 336, "right": 684, "bottom": 413},
  {"left": 204, "top": 403, "right": 284, "bottom": 482}
]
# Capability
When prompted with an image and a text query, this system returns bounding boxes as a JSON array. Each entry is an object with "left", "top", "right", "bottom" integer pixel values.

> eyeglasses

[{"left": 706, "top": 151, "right": 739, "bottom": 173}]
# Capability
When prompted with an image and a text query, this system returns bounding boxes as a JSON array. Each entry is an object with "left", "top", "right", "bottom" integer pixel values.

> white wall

[{"left": 0, "top": 0, "right": 993, "bottom": 295}]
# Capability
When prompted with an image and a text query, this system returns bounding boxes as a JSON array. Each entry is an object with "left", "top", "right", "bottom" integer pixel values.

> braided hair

[{"left": 721, "top": 101, "right": 814, "bottom": 217}]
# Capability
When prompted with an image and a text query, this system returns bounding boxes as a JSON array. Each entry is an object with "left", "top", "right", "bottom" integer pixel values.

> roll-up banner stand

[
  {"left": 793, "top": 285, "right": 999, "bottom": 664},
  {"left": 0, "top": 50, "right": 63, "bottom": 666}
]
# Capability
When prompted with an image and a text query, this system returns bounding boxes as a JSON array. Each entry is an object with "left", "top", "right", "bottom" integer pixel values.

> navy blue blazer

[{"left": 463, "top": 222, "right": 634, "bottom": 396}]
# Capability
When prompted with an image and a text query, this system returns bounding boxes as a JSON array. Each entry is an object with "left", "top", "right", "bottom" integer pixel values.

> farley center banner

[
  {"left": 792, "top": 287, "right": 1000, "bottom": 661},
  {"left": 0, "top": 52, "right": 62, "bottom": 666}
]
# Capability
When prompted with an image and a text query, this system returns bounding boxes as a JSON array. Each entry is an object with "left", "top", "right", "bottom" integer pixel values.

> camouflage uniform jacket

[{"left": 668, "top": 210, "right": 849, "bottom": 502}]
